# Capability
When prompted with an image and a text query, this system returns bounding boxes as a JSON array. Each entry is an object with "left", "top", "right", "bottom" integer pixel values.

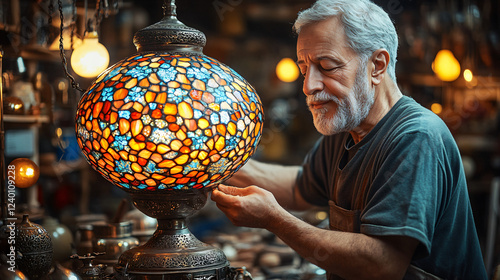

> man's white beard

[{"left": 307, "top": 64, "right": 375, "bottom": 136}]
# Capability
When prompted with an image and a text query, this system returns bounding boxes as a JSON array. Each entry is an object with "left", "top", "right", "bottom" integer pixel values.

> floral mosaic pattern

[{"left": 75, "top": 52, "right": 264, "bottom": 192}]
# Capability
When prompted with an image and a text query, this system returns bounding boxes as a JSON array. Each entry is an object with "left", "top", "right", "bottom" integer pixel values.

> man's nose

[{"left": 303, "top": 67, "right": 323, "bottom": 96}]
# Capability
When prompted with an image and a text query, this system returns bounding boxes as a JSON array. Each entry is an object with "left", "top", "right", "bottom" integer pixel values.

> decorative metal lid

[{"left": 133, "top": 0, "right": 207, "bottom": 53}]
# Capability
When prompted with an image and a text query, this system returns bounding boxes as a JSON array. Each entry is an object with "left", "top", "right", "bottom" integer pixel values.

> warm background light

[
  {"left": 431, "top": 103, "right": 443, "bottom": 115},
  {"left": 9, "top": 158, "right": 40, "bottom": 189},
  {"left": 276, "top": 57, "right": 300, "bottom": 83},
  {"left": 71, "top": 31, "right": 109, "bottom": 78},
  {"left": 463, "top": 69, "right": 474, "bottom": 82},
  {"left": 432, "top": 49, "right": 461, "bottom": 82}
]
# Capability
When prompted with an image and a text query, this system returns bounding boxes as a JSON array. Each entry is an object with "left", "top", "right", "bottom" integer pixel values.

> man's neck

[{"left": 350, "top": 79, "right": 402, "bottom": 143}]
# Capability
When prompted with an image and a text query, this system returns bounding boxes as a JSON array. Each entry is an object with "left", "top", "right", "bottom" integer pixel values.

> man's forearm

[{"left": 266, "top": 208, "right": 416, "bottom": 280}]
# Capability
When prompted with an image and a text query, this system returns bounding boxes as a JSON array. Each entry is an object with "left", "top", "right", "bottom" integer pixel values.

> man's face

[{"left": 296, "top": 17, "right": 375, "bottom": 135}]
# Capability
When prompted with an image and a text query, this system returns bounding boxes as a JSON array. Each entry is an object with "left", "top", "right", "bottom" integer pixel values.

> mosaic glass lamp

[{"left": 74, "top": 1, "right": 264, "bottom": 279}]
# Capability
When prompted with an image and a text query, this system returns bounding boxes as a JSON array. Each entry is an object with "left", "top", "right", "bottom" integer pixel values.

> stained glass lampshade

[
  {"left": 74, "top": 0, "right": 263, "bottom": 279},
  {"left": 75, "top": 52, "right": 263, "bottom": 192}
]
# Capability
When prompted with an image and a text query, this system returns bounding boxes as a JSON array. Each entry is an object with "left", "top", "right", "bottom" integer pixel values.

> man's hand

[{"left": 211, "top": 184, "right": 286, "bottom": 229}]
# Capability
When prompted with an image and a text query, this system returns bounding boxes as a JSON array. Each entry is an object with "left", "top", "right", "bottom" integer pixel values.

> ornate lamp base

[{"left": 114, "top": 190, "right": 237, "bottom": 280}]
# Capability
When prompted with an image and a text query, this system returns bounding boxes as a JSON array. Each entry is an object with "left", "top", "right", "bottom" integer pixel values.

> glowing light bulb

[
  {"left": 276, "top": 57, "right": 300, "bottom": 83},
  {"left": 432, "top": 50, "right": 461, "bottom": 82},
  {"left": 431, "top": 103, "right": 443, "bottom": 115},
  {"left": 71, "top": 31, "right": 109, "bottom": 78},
  {"left": 9, "top": 158, "right": 40, "bottom": 188},
  {"left": 463, "top": 69, "right": 473, "bottom": 82}
]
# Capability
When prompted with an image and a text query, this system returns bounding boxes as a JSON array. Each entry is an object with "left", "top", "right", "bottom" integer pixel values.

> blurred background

[{"left": 0, "top": 0, "right": 499, "bottom": 278}]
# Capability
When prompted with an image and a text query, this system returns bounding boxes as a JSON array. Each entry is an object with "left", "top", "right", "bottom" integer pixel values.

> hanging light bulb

[
  {"left": 276, "top": 57, "right": 300, "bottom": 83},
  {"left": 70, "top": 31, "right": 109, "bottom": 78},
  {"left": 432, "top": 49, "right": 461, "bottom": 82}
]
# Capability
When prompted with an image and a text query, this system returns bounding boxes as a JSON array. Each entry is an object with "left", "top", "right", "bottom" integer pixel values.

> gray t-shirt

[{"left": 297, "top": 96, "right": 487, "bottom": 279}]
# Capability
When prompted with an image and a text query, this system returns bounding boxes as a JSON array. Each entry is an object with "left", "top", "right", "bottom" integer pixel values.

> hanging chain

[
  {"left": 58, "top": 0, "right": 85, "bottom": 93},
  {"left": 94, "top": 0, "right": 103, "bottom": 29},
  {"left": 70, "top": 0, "right": 76, "bottom": 49},
  {"left": 48, "top": 0, "right": 54, "bottom": 25}
]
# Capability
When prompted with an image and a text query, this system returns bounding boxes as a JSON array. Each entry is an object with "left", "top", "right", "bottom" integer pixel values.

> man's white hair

[{"left": 294, "top": 0, "right": 399, "bottom": 82}]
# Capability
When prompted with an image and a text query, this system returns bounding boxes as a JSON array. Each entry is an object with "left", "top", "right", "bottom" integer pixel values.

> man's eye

[{"left": 320, "top": 64, "right": 338, "bottom": 72}]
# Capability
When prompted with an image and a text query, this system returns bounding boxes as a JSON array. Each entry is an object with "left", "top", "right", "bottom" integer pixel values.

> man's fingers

[{"left": 211, "top": 186, "right": 240, "bottom": 206}]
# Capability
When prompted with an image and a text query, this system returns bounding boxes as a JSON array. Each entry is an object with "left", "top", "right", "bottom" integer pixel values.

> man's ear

[{"left": 370, "top": 49, "right": 390, "bottom": 85}]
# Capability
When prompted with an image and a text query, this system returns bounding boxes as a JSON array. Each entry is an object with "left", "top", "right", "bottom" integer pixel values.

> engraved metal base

[{"left": 114, "top": 190, "right": 230, "bottom": 280}]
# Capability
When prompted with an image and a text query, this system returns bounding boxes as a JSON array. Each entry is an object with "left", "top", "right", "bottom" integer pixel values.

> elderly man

[{"left": 211, "top": 0, "right": 488, "bottom": 279}]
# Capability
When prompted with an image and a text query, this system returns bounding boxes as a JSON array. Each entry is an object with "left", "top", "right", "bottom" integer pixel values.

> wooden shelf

[{"left": 3, "top": 114, "right": 50, "bottom": 124}]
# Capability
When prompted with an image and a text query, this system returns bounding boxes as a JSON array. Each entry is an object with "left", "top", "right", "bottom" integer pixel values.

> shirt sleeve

[{"left": 360, "top": 130, "right": 446, "bottom": 259}]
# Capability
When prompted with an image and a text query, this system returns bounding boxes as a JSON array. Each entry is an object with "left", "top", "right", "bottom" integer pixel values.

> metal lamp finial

[{"left": 163, "top": 0, "right": 177, "bottom": 18}]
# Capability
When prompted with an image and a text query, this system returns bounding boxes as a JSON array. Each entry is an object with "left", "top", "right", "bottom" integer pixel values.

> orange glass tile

[
  {"left": 167, "top": 81, "right": 180, "bottom": 88},
  {"left": 131, "top": 120, "right": 143, "bottom": 136},
  {"left": 113, "top": 88, "right": 128, "bottom": 100},
  {"left": 85, "top": 120, "right": 92, "bottom": 131},
  {"left": 216, "top": 124, "right": 226, "bottom": 135},
  {"left": 190, "top": 150, "right": 199, "bottom": 159},
  {"left": 163, "top": 103, "right": 177, "bottom": 115},
  {"left": 176, "top": 74, "right": 189, "bottom": 84},
  {"left": 134, "top": 173, "right": 147, "bottom": 181},
  {"left": 145, "top": 179, "right": 157, "bottom": 187},
  {"left": 139, "top": 150, "right": 152, "bottom": 159},
  {"left": 125, "top": 79, "right": 137, "bottom": 89},
  {"left": 178, "top": 102, "right": 193, "bottom": 119},
  {"left": 157, "top": 144, "right": 170, "bottom": 154},
  {"left": 227, "top": 122, "right": 236, "bottom": 135},
  {"left": 185, "top": 119, "right": 197, "bottom": 131},
  {"left": 192, "top": 80, "right": 206, "bottom": 91},
  {"left": 152, "top": 173, "right": 165, "bottom": 180},
  {"left": 174, "top": 154, "right": 189, "bottom": 165},
  {"left": 149, "top": 153, "right": 161, "bottom": 163},
  {"left": 170, "top": 139, "right": 182, "bottom": 151},
  {"left": 155, "top": 92, "right": 167, "bottom": 104},
  {"left": 145, "top": 91, "right": 156, "bottom": 103},
  {"left": 119, "top": 119, "right": 130, "bottom": 134},
  {"left": 198, "top": 118, "right": 209, "bottom": 129},
  {"left": 92, "top": 140, "right": 100, "bottom": 151},
  {"left": 135, "top": 134, "right": 146, "bottom": 142},
  {"left": 179, "top": 146, "right": 190, "bottom": 154},
  {"left": 148, "top": 73, "right": 161, "bottom": 84},
  {"left": 108, "top": 148, "right": 120, "bottom": 160},
  {"left": 206, "top": 139, "right": 214, "bottom": 150},
  {"left": 168, "top": 123, "right": 179, "bottom": 132},
  {"left": 92, "top": 102, "right": 103, "bottom": 118},
  {"left": 176, "top": 177, "right": 189, "bottom": 185},
  {"left": 146, "top": 142, "right": 156, "bottom": 151},
  {"left": 170, "top": 165, "right": 183, "bottom": 174},
  {"left": 161, "top": 177, "right": 176, "bottom": 185},
  {"left": 128, "top": 154, "right": 138, "bottom": 162},
  {"left": 151, "top": 109, "right": 162, "bottom": 119},
  {"left": 215, "top": 137, "right": 225, "bottom": 151},
  {"left": 119, "top": 151, "right": 129, "bottom": 160},
  {"left": 175, "top": 129, "right": 187, "bottom": 141},
  {"left": 129, "top": 139, "right": 146, "bottom": 151},
  {"left": 158, "top": 160, "right": 175, "bottom": 168},
  {"left": 100, "top": 139, "right": 109, "bottom": 150},
  {"left": 198, "top": 151, "right": 208, "bottom": 161},
  {"left": 138, "top": 158, "right": 148, "bottom": 166}
]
